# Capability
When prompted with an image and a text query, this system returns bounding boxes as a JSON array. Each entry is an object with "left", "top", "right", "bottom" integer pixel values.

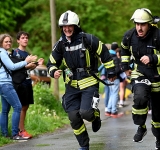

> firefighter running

[
  {"left": 47, "top": 10, "right": 116, "bottom": 150},
  {"left": 121, "top": 8, "right": 160, "bottom": 150}
]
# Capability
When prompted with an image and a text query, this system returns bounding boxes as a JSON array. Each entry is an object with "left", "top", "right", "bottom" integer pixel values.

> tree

[{"left": 0, "top": 0, "right": 27, "bottom": 32}]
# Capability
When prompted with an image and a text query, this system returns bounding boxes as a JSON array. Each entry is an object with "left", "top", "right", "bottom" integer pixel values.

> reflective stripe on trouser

[
  {"left": 68, "top": 110, "right": 89, "bottom": 147},
  {"left": 73, "top": 123, "right": 90, "bottom": 147}
]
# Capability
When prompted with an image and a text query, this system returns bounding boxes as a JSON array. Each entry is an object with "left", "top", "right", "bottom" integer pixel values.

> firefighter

[
  {"left": 121, "top": 8, "right": 160, "bottom": 150},
  {"left": 47, "top": 10, "right": 116, "bottom": 150}
]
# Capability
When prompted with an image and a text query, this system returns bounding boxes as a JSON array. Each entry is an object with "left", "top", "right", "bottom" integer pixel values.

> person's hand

[
  {"left": 140, "top": 55, "right": 150, "bottom": 65},
  {"left": 108, "top": 76, "right": 117, "bottom": 82},
  {"left": 25, "top": 62, "right": 37, "bottom": 70},
  {"left": 37, "top": 58, "right": 44, "bottom": 65},
  {"left": 54, "top": 70, "right": 62, "bottom": 79},
  {"left": 125, "top": 70, "right": 131, "bottom": 76},
  {"left": 25, "top": 55, "right": 37, "bottom": 63}
]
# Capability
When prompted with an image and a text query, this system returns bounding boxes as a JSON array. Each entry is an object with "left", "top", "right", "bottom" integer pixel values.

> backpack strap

[
  {"left": 82, "top": 33, "right": 114, "bottom": 86},
  {"left": 125, "top": 28, "right": 135, "bottom": 48},
  {"left": 152, "top": 27, "right": 160, "bottom": 51},
  {"left": 125, "top": 27, "right": 160, "bottom": 51},
  {"left": 82, "top": 33, "right": 93, "bottom": 53}
]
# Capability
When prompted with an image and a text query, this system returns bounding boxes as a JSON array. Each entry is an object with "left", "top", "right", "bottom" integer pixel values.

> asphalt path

[{"left": 0, "top": 94, "right": 156, "bottom": 150}]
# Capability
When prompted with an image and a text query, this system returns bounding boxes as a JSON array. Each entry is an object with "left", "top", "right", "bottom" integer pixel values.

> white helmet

[
  {"left": 130, "top": 8, "right": 153, "bottom": 23},
  {"left": 58, "top": 10, "right": 80, "bottom": 27}
]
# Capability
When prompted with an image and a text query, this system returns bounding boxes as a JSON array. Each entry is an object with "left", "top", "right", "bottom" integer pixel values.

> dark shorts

[{"left": 15, "top": 84, "right": 34, "bottom": 106}]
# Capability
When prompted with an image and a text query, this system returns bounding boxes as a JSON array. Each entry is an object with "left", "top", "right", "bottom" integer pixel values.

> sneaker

[
  {"left": 19, "top": 130, "right": 32, "bottom": 139},
  {"left": 105, "top": 112, "right": 111, "bottom": 116},
  {"left": 133, "top": 126, "right": 147, "bottom": 142},
  {"left": 92, "top": 109, "right": 101, "bottom": 132},
  {"left": 118, "top": 104, "right": 124, "bottom": 108},
  {"left": 110, "top": 112, "right": 124, "bottom": 118},
  {"left": 11, "top": 135, "right": 28, "bottom": 140},
  {"left": 78, "top": 147, "right": 89, "bottom": 150},
  {"left": 155, "top": 138, "right": 160, "bottom": 150}
]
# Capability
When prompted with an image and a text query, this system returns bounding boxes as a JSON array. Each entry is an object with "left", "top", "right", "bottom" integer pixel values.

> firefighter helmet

[
  {"left": 130, "top": 8, "right": 153, "bottom": 23},
  {"left": 58, "top": 10, "right": 80, "bottom": 27}
]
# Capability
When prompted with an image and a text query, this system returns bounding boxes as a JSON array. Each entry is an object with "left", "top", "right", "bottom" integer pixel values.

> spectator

[
  {"left": 116, "top": 48, "right": 128, "bottom": 108},
  {"left": 0, "top": 33, "right": 37, "bottom": 140},
  {"left": 98, "top": 63, "right": 109, "bottom": 115},
  {"left": 14, "top": 31, "right": 44, "bottom": 139},
  {"left": 105, "top": 42, "right": 123, "bottom": 118}
]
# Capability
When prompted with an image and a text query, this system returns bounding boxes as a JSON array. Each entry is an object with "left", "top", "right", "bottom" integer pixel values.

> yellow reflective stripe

[
  {"left": 96, "top": 41, "right": 103, "bottom": 55},
  {"left": 132, "top": 107, "right": 148, "bottom": 115},
  {"left": 103, "top": 60, "right": 114, "bottom": 69},
  {"left": 65, "top": 76, "right": 70, "bottom": 84},
  {"left": 153, "top": 49, "right": 160, "bottom": 74},
  {"left": 65, "top": 77, "right": 98, "bottom": 89},
  {"left": 121, "top": 56, "right": 130, "bottom": 63},
  {"left": 157, "top": 65, "right": 160, "bottom": 75},
  {"left": 49, "top": 66, "right": 58, "bottom": 74},
  {"left": 157, "top": 54, "right": 160, "bottom": 65},
  {"left": 94, "top": 109, "right": 100, "bottom": 117},
  {"left": 130, "top": 46, "right": 133, "bottom": 53},
  {"left": 153, "top": 49, "right": 160, "bottom": 65},
  {"left": 71, "top": 80, "right": 78, "bottom": 88},
  {"left": 74, "top": 124, "right": 86, "bottom": 135},
  {"left": 85, "top": 49, "right": 90, "bottom": 67},
  {"left": 91, "top": 110, "right": 100, "bottom": 122},
  {"left": 151, "top": 82, "right": 160, "bottom": 92},
  {"left": 121, "top": 42, "right": 129, "bottom": 49},
  {"left": 63, "top": 58, "right": 68, "bottom": 67},
  {"left": 78, "top": 76, "right": 98, "bottom": 90},
  {"left": 49, "top": 54, "right": 56, "bottom": 64},
  {"left": 151, "top": 120, "right": 160, "bottom": 128},
  {"left": 131, "top": 70, "right": 143, "bottom": 79}
]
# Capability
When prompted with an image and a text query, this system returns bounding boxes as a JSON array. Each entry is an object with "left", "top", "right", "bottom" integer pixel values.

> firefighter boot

[{"left": 92, "top": 109, "right": 101, "bottom": 132}]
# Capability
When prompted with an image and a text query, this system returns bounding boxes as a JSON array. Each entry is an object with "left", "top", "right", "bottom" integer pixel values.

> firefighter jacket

[
  {"left": 121, "top": 26, "right": 160, "bottom": 92},
  {"left": 47, "top": 31, "right": 116, "bottom": 90}
]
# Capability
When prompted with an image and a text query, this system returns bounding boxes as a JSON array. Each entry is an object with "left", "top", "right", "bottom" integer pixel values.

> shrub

[{"left": 33, "top": 82, "right": 62, "bottom": 111}]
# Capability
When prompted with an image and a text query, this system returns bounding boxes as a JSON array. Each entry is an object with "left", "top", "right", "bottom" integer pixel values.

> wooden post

[{"left": 50, "top": 0, "right": 59, "bottom": 100}]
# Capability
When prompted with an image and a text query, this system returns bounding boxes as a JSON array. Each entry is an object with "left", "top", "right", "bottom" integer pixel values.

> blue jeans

[
  {"left": 104, "top": 80, "right": 109, "bottom": 109},
  {"left": 0, "top": 84, "right": 22, "bottom": 137},
  {"left": 107, "top": 79, "right": 120, "bottom": 113}
]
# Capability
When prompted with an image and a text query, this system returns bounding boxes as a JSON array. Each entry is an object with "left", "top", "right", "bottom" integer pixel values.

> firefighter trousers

[
  {"left": 62, "top": 84, "right": 99, "bottom": 147},
  {"left": 132, "top": 81, "right": 160, "bottom": 139}
]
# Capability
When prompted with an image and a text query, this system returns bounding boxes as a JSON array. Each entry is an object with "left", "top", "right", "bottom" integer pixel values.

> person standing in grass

[
  {"left": 14, "top": 31, "right": 44, "bottom": 139},
  {"left": 0, "top": 33, "right": 37, "bottom": 140},
  {"left": 47, "top": 10, "right": 116, "bottom": 150}
]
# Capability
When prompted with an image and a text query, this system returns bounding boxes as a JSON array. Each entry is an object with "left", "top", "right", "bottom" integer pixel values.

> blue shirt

[{"left": 0, "top": 48, "right": 27, "bottom": 84}]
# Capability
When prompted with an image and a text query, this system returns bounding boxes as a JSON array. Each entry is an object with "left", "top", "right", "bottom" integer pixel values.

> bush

[{"left": 33, "top": 82, "right": 63, "bottom": 111}]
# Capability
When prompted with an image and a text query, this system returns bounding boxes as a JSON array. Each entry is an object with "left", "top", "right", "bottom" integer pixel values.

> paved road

[{"left": 0, "top": 94, "right": 156, "bottom": 150}]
